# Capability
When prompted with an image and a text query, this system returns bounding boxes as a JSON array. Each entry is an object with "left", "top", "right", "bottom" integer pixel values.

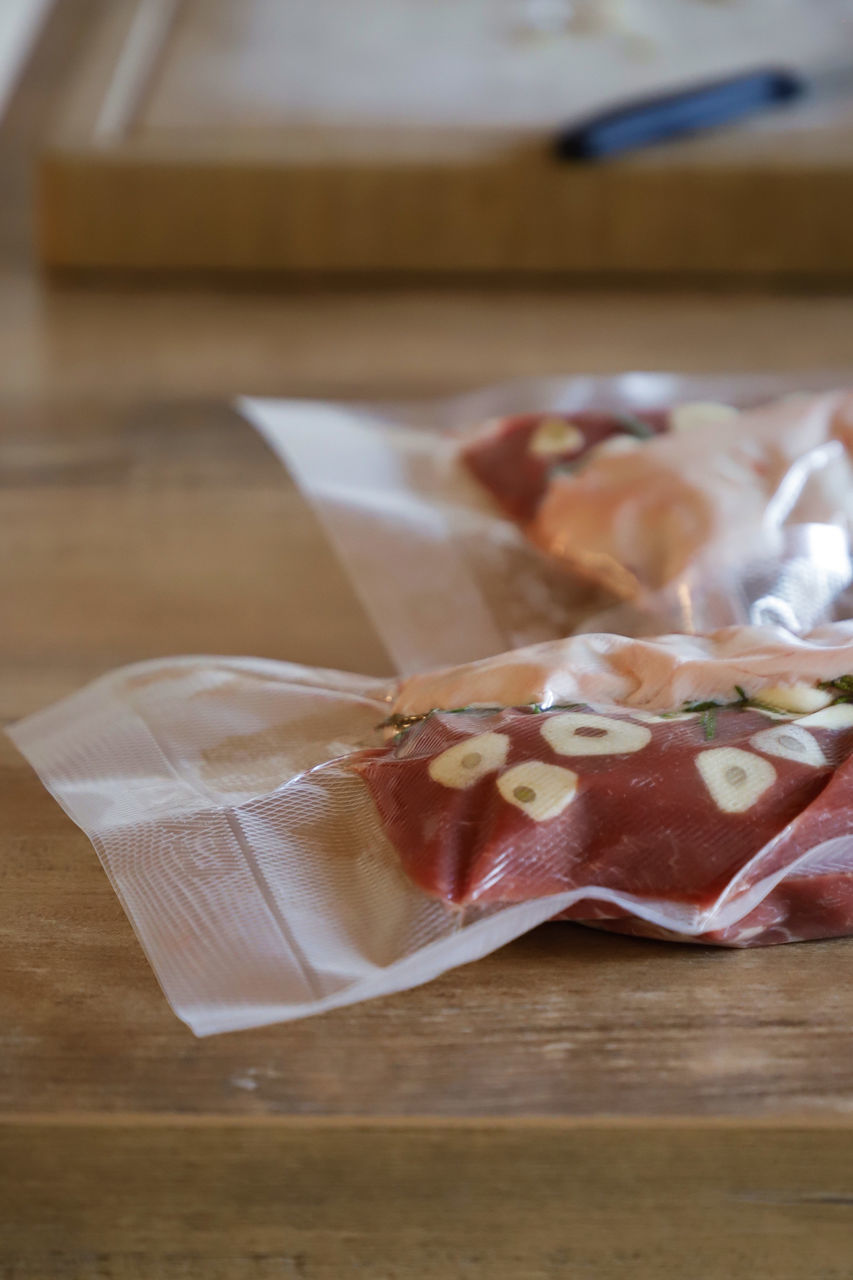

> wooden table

[{"left": 4, "top": 11, "right": 853, "bottom": 1279}]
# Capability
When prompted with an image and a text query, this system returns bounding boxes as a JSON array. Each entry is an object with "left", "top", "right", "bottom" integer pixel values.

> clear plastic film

[
  {"left": 240, "top": 372, "right": 853, "bottom": 672},
  {"left": 7, "top": 656, "right": 617, "bottom": 1035},
  {"left": 520, "top": 389, "right": 853, "bottom": 637}
]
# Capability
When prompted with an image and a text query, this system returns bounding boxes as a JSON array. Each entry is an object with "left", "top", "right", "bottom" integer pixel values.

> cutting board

[{"left": 37, "top": 0, "right": 853, "bottom": 276}]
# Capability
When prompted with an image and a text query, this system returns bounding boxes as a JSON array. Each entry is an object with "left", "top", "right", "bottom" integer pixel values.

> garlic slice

[
  {"left": 696, "top": 747, "right": 776, "bottom": 814},
  {"left": 796, "top": 703, "right": 853, "bottom": 731},
  {"left": 542, "top": 712, "right": 651, "bottom": 756},
  {"left": 497, "top": 761, "right": 578, "bottom": 822},
  {"left": 528, "top": 417, "right": 584, "bottom": 457},
  {"left": 669, "top": 401, "right": 739, "bottom": 433},
  {"left": 428, "top": 732, "right": 510, "bottom": 790},
  {"left": 750, "top": 725, "right": 826, "bottom": 768},
  {"left": 755, "top": 684, "right": 833, "bottom": 715}
]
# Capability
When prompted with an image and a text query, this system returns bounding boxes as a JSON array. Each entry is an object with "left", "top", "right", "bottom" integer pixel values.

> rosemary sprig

[
  {"left": 671, "top": 677, "right": 853, "bottom": 739},
  {"left": 677, "top": 689, "right": 781, "bottom": 739}
]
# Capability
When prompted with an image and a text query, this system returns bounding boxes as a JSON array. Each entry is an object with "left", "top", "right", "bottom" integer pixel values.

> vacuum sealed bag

[
  {"left": 464, "top": 389, "right": 853, "bottom": 635},
  {"left": 7, "top": 655, "right": 602, "bottom": 1035},
  {"left": 11, "top": 627, "right": 853, "bottom": 1034},
  {"left": 10, "top": 373, "right": 853, "bottom": 1034},
  {"left": 242, "top": 375, "right": 853, "bottom": 658}
]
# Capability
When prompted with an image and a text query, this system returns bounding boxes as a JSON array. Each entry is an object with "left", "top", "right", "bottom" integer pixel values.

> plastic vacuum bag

[
  {"left": 6, "top": 656, "right": 606, "bottom": 1035},
  {"left": 10, "top": 372, "right": 853, "bottom": 1034},
  {"left": 466, "top": 389, "right": 853, "bottom": 636},
  {"left": 240, "top": 371, "right": 853, "bottom": 671},
  {"left": 11, "top": 627, "right": 853, "bottom": 1034}
]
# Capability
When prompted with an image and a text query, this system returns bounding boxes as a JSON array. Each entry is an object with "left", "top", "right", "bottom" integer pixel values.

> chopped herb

[
  {"left": 682, "top": 678, "right": 853, "bottom": 723},
  {"left": 683, "top": 699, "right": 724, "bottom": 714},
  {"left": 616, "top": 413, "right": 655, "bottom": 440},
  {"left": 818, "top": 675, "right": 853, "bottom": 702},
  {"left": 702, "top": 707, "right": 718, "bottom": 740}
]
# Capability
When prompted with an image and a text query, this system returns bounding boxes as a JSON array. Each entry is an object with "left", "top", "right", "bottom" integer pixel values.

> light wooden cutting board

[{"left": 39, "top": 0, "right": 853, "bottom": 276}]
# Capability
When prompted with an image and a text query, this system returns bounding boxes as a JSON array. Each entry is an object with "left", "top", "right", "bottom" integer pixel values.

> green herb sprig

[
  {"left": 381, "top": 679, "right": 853, "bottom": 744},
  {"left": 818, "top": 675, "right": 853, "bottom": 702}
]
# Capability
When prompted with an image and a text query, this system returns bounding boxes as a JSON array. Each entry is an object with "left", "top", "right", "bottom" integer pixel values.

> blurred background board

[{"left": 39, "top": 0, "right": 853, "bottom": 277}]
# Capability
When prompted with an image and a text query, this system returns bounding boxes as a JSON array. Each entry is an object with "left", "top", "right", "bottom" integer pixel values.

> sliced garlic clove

[
  {"left": 796, "top": 703, "right": 853, "bottom": 731},
  {"left": 696, "top": 747, "right": 776, "bottom": 814},
  {"left": 669, "top": 401, "right": 739, "bottom": 433},
  {"left": 750, "top": 725, "right": 826, "bottom": 768},
  {"left": 755, "top": 684, "right": 833, "bottom": 715},
  {"left": 528, "top": 417, "right": 585, "bottom": 457},
  {"left": 428, "top": 732, "right": 510, "bottom": 790},
  {"left": 497, "top": 760, "right": 578, "bottom": 822},
  {"left": 542, "top": 712, "right": 651, "bottom": 756}
]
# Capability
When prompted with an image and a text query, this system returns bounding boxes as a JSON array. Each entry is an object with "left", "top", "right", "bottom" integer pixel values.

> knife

[{"left": 553, "top": 67, "right": 807, "bottom": 161}]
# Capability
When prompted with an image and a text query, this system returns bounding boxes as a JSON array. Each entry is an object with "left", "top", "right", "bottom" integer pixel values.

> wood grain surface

[
  {"left": 4, "top": 1121, "right": 853, "bottom": 1280},
  {"left": 5, "top": 10, "right": 853, "bottom": 1277}
]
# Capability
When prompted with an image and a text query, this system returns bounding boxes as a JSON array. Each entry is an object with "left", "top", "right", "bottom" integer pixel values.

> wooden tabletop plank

[
  {"left": 4, "top": 1121, "right": 853, "bottom": 1280},
  {"left": 6, "top": 286, "right": 853, "bottom": 403}
]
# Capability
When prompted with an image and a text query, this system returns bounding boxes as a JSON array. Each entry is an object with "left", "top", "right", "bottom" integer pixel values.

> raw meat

[
  {"left": 461, "top": 391, "right": 853, "bottom": 614},
  {"left": 528, "top": 390, "right": 853, "bottom": 601},
  {"left": 461, "top": 408, "right": 668, "bottom": 522},
  {"left": 354, "top": 697, "right": 853, "bottom": 947}
]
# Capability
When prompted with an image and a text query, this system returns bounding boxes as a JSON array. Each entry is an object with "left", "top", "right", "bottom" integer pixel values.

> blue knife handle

[{"left": 554, "top": 68, "right": 804, "bottom": 161}]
